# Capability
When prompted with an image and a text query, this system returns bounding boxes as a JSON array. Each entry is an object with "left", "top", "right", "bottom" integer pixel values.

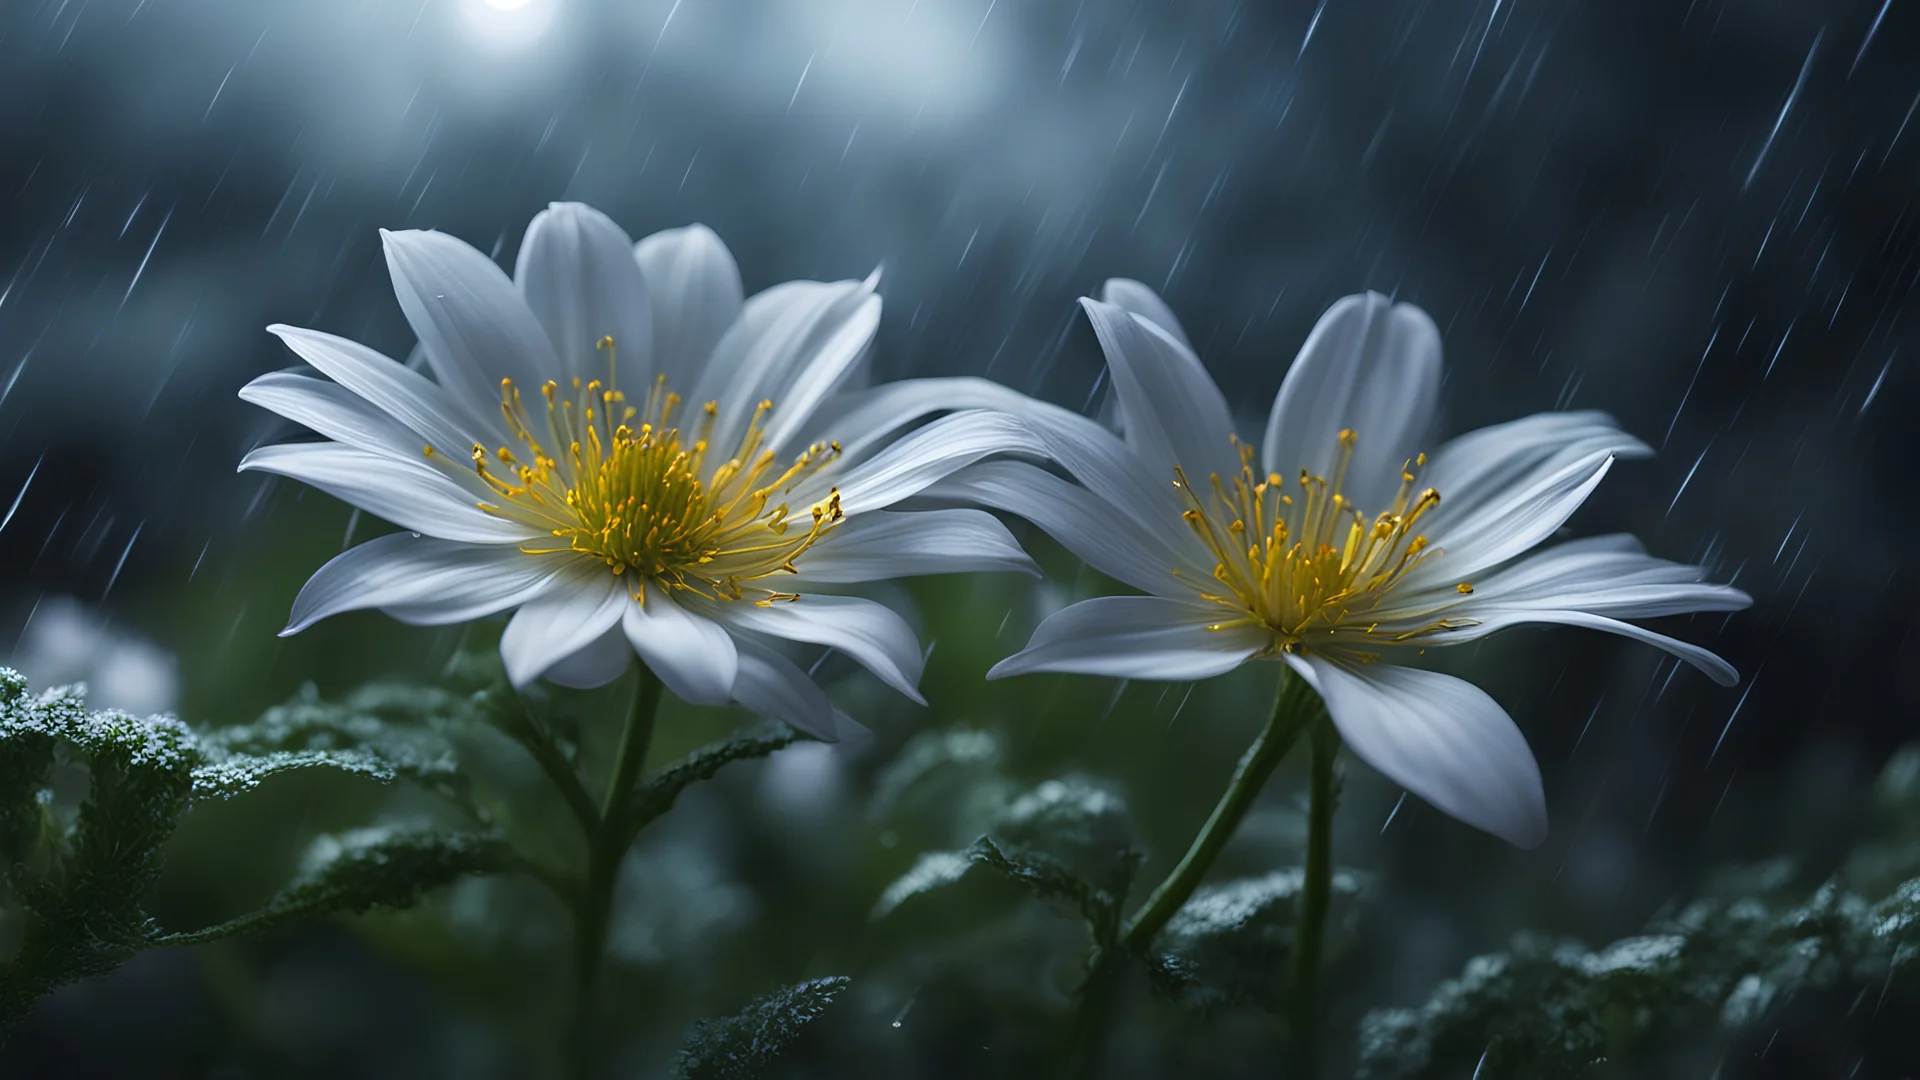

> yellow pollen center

[
  {"left": 447, "top": 336, "right": 843, "bottom": 603},
  {"left": 1174, "top": 429, "right": 1471, "bottom": 656}
]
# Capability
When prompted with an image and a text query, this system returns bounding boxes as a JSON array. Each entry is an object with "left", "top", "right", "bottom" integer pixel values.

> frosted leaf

[{"left": 871, "top": 850, "right": 974, "bottom": 920}]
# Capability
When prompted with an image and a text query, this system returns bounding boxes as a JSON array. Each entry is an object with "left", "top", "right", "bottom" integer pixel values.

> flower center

[
  {"left": 1175, "top": 429, "right": 1470, "bottom": 654},
  {"left": 453, "top": 337, "right": 842, "bottom": 601}
]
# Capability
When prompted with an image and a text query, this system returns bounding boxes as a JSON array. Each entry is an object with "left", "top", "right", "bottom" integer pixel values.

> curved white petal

[
  {"left": 1023, "top": 404, "right": 1208, "bottom": 561},
  {"left": 796, "top": 375, "right": 1108, "bottom": 468},
  {"left": 764, "top": 291, "right": 882, "bottom": 451},
  {"left": 807, "top": 410, "right": 1048, "bottom": 514},
  {"left": 1081, "top": 297, "right": 1239, "bottom": 483},
  {"left": 622, "top": 585, "right": 739, "bottom": 706},
  {"left": 382, "top": 228, "right": 561, "bottom": 417},
  {"left": 988, "top": 595, "right": 1268, "bottom": 681},
  {"left": 267, "top": 324, "right": 489, "bottom": 451},
  {"left": 1425, "top": 608, "right": 1741, "bottom": 687},
  {"left": 499, "top": 568, "right": 626, "bottom": 688},
  {"left": 1100, "top": 278, "right": 1192, "bottom": 350},
  {"left": 240, "top": 443, "right": 538, "bottom": 544},
  {"left": 788, "top": 508, "right": 1037, "bottom": 584},
  {"left": 240, "top": 372, "right": 427, "bottom": 462},
  {"left": 1287, "top": 654, "right": 1547, "bottom": 849},
  {"left": 283, "top": 531, "right": 564, "bottom": 634},
  {"left": 1437, "top": 538, "right": 1752, "bottom": 618},
  {"left": 633, "top": 224, "right": 742, "bottom": 388},
  {"left": 922, "top": 461, "right": 1207, "bottom": 597},
  {"left": 1262, "top": 292, "right": 1442, "bottom": 513},
  {"left": 1404, "top": 451, "right": 1616, "bottom": 589},
  {"left": 692, "top": 278, "right": 878, "bottom": 453},
  {"left": 730, "top": 635, "right": 840, "bottom": 741},
  {"left": 543, "top": 624, "right": 635, "bottom": 689},
  {"left": 1417, "top": 411, "right": 1650, "bottom": 537},
  {"left": 515, "top": 202, "right": 653, "bottom": 386},
  {"left": 697, "top": 594, "right": 926, "bottom": 704}
]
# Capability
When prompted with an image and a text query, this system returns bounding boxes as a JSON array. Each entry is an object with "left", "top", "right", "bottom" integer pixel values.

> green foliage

[
  {"left": 871, "top": 757, "right": 1143, "bottom": 950},
  {"left": 1358, "top": 743, "right": 1920, "bottom": 1078},
  {"left": 968, "top": 837, "right": 1136, "bottom": 949},
  {"left": 0, "top": 671, "right": 198, "bottom": 1030},
  {"left": 0, "top": 669, "right": 508, "bottom": 1035},
  {"left": 626, "top": 723, "right": 800, "bottom": 840},
  {"left": 1149, "top": 867, "right": 1365, "bottom": 1012},
  {"left": 677, "top": 976, "right": 851, "bottom": 1080},
  {"left": 156, "top": 827, "right": 517, "bottom": 946},
  {"left": 192, "top": 680, "right": 469, "bottom": 802}
]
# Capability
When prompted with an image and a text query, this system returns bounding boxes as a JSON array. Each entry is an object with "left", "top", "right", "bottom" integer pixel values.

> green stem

[
  {"left": 569, "top": 668, "right": 663, "bottom": 1080},
  {"left": 1289, "top": 716, "right": 1341, "bottom": 1073},
  {"left": 1119, "top": 667, "right": 1321, "bottom": 952}
]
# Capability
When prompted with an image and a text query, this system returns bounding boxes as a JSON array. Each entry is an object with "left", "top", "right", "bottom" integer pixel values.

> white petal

[
  {"left": 1445, "top": 538, "right": 1753, "bottom": 618},
  {"left": 697, "top": 594, "right": 926, "bottom": 703},
  {"left": 1100, "top": 278, "right": 1192, "bottom": 350},
  {"left": 499, "top": 568, "right": 626, "bottom": 688},
  {"left": 1367, "top": 535, "right": 1751, "bottom": 639},
  {"left": 692, "top": 278, "right": 877, "bottom": 453},
  {"left": 634, "top": 224, "right": 742, "bottom": 388},
  {"left": 283, "top": 531, "right": 563, "bottom": 634},
  {"left": 988, "top": 595, "right": 1267, "bottom": 681},
  {"left": 240, "top": 371, "right": 426, "bottom": 461},
  {"left": 514, "top": 202, "right": 653, "bottom": 386},
  {"left": 1417, "top": 411, "right": 1650, "bottom": 537},
  {"left": 788, "top": 508, "right": 1037, "bottom": 584},
  {"left": 1080, "top": 297, "right": 1239, "bottom": 483},
  {"left": 239, "top": 443, "right": 538, "bottom": 544},
  {"left": 730, "top": 635, "right": 839, "bottom": 741},
  {"left": 267, "top": 324, "right": 489, "bottom": 451},
  {"left": 796, "top": 375, "right": 1106, "bottom": 466},
  {"left": 809, "top": 410, "right": 1048, "bottom": 514},
  {"left": 1261, "top": 293, "right": 1442, "bottom": 513},
  {"left": 382, "top": 228, "right": 561, "bottom": 417},
  {"left": 1424, "top": 608, "right": 1742, "bottom": 687},
  {"left": 1405, "top": 450, "right": 1616, "bottom": 588},
  {"left": 622, "top": 585, "right": 739, "bottom": 706},
  {"left": 543, "top": 625, "right": 635, "bottom": 689},
  {"left": 1288, "top": 654, "right": 1546, "bottom": 848},
  {"left": 922, "top": 461, "right": 1206, "bottom": 597},
  {"left": 763, "top": 291, "right": 882, "bottom": 451}
]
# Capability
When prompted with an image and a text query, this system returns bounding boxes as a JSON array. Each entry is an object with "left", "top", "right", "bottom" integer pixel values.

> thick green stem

[
  {"left": 1119, "top": 667, "right": 1321, "bottom": 952},
  {"left": 1289, "top": 716, "right": 1341, "bottom": 1073},
  {"left": 569, "top": 668, "right": 663, "bottom": 1080}
]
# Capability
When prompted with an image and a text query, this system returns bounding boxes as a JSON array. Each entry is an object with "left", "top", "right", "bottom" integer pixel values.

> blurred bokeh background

[{"left": 1, "top": 0, "right": 1917, "bottom": 1076}]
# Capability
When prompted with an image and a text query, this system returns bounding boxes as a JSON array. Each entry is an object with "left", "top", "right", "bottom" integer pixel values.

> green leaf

[
  {"left": 0, "top": 671, "right": 200, "bottom": 1031},
  {"left": 677, "top": 976, "right": 850, "bottom": 1080},
  {"left": 625, "top": 723, "right": 798, "bottom": 839},
  {"left": 155, "top": 828, "right": 517, "bottom": 947},
  {"left": 1151, "top": 868, "right": 1366, "bottom": 1011},
  {"left": 191, "top": 681, "right": 469, "bottom": 801},
  {"left": 869, "top": 850, "right": 975, "bottom": 921},
  {"left": 967, "top": 837, "right": 1134, "bottom": 947}
]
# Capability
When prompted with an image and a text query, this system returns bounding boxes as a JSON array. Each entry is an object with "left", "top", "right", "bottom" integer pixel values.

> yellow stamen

[
  {"left": 465, "top": 352, "right": 842, "bottom": 601},
  {"left": 1172, "top": 430, "right": 1462, "bottom": 653}
]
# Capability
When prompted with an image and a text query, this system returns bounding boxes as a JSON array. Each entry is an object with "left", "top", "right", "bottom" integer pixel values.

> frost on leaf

[
  {"left": 157, "top": 827, "right": 517, "bottom": 946},
  {"left": 0, "top": 669, "right": 507, "bottom": 1036},
  {"left": 1152, "top": 868, "right": 1365, "bottom": 1012},
  {"left": 0, "top": 669, "right": 199, "bottom": 1031},
  {"left": 677, "top": 975, "right": 850, "bottom": 1080},
  {"left": 190, "top": 681, "right": 468, "bottom": 801},
  {"left": 870, "top": 850, "right": 974, "bottom": 921}
]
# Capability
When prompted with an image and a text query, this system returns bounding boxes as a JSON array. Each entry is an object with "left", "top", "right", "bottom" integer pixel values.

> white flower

[
  {"left": 240, "top": 203, "right": 1043, "bottom": 739},
  {"left": 932, "top": 282, "right": 1751, "bottom": 847}
]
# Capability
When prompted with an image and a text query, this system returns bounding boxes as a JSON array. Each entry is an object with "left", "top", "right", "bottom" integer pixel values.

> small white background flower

[
  {"left": 241, "top": 203, "right": 1043, "bottom": 739},
  {"left": 936, "top": 281, "right": 1751, "bottom": 846}
]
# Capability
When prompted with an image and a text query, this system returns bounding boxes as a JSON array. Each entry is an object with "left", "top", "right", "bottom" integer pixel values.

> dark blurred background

[{"left": 1, "top": 0, "right": 1916, "bottom": 1076}]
